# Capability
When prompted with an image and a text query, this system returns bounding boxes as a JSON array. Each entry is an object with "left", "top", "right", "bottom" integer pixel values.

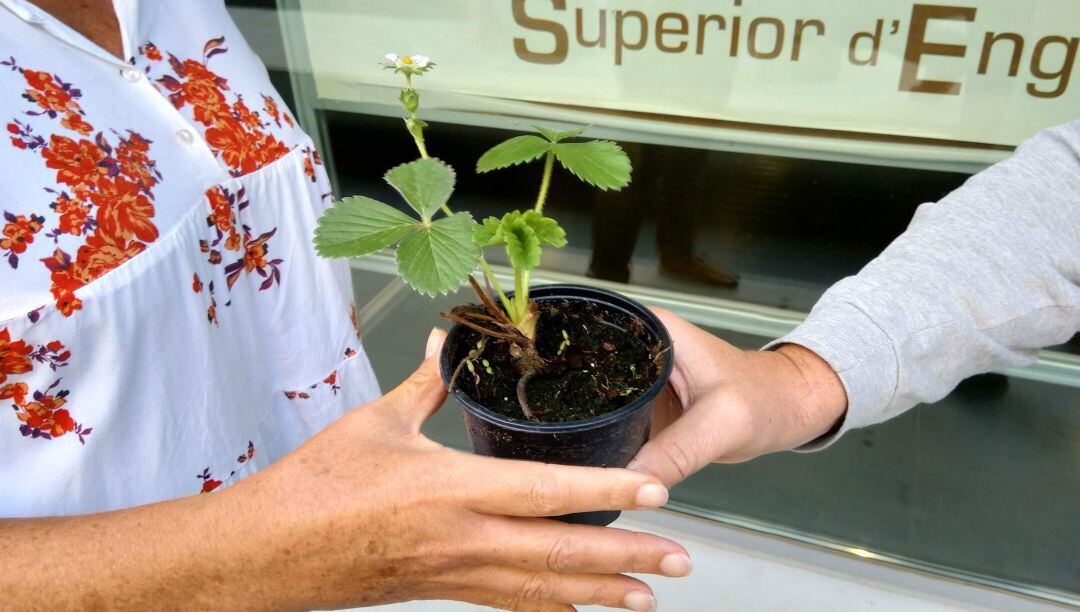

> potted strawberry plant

[{"left": 314, "top": 55, "right": 673, "bottom": 525}]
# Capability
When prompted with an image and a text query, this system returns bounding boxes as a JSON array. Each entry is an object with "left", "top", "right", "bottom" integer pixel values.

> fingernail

[
  {"left": 634, "top": 483, "right": 668, "bottom": 508},
  {"left": 424, "top": 327, "right": 441, "bottom": 359},
  {"left": 659, "top": 553, "right": 692, "bottom": 577},
  {"left": 624, "top": 592, "right": 656, "bottom": 612}
]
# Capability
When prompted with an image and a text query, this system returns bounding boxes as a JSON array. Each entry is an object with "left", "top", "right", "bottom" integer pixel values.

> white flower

[{"left": 383, "top": 53, "right": 434, "bottom": 76}]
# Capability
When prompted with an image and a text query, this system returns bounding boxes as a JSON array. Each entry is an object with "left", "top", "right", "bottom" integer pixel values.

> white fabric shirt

[{"left": 0, "top": 0, "right": 379, "bottom": 516}]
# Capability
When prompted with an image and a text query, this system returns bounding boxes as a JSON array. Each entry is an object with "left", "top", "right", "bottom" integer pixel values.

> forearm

[
  {"left": 772, "top": 343, "right": 848, "bottom": 443},
  {"left": 774, "top": 121, "right": 1080, "bottom": 447},
  {"left": 0, "top": 490, "right": 277, "bottom": 611}
]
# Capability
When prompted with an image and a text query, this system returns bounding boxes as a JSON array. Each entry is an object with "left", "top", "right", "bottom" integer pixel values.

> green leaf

[
  {"left": 313, "top": 196, "right": 417, "bottom": 258},
  {"left": 503, "top": 218, "right": 541, "bottom": 271},
  {"left": 533, "top": 125, "right": 562, "bottom": 142},
  {"left": 533, "top": 125, "right": 587, "bottom": 143},
  {"left": 395, "top": 213, "right": 479, "bottom": 295},
  {"left": 553, "top": 127, "right": 587, "bottom": 142},
  {"left": 476, "top": 135, "right": 551, "bottom": 173},
  {"left": 473, "top": 216, "right": 505, "bottom": 247},
  {"left": 521, "top": 211, "right": 567, "bottom": 248},
  {"left": 384, "top": 158, "right": 455, "bottom": 220},
  {"left": 552, "top": 140, "right": 632, "bottom": 191}
]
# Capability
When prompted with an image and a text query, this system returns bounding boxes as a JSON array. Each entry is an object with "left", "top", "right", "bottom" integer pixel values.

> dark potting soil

[{"left": 449, "top": 298, "right": 665, "bottom": 423}]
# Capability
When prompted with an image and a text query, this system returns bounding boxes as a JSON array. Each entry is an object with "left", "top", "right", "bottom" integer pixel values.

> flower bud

[{"left": 400, "top": 89, "right": 420, "bottom": 114}]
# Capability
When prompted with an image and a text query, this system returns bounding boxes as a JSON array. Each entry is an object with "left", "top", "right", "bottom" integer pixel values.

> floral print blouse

[{"left": 0, "top": 0, "right": 380, "bottom": 516}]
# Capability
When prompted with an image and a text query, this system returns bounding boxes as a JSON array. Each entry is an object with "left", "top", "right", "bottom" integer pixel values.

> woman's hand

[
  {"left": 628, "top": 309, "right": 848, "bottom": 487},
  {"left": 217, "top": 328, "right": 690, "bottom": 611},
  {"left": 1, "top": 329, "right": 688, "bottom": 612}
]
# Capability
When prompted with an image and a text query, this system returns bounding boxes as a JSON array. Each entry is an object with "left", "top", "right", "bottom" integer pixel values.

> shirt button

[
  {"left": 176, "top": 129, "right": 195, "bottom": 145},
  {"left": 121, "top": 68, "right": 142, "bottom": 82}
]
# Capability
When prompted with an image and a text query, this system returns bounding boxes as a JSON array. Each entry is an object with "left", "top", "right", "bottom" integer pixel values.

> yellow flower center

[{"left": 402, "top": 56, "right": 413, "bottom": 65}]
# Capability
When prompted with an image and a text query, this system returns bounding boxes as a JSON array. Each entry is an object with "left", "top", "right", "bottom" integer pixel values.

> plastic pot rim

[{"left": 439, "top": 283, "right": 674, "bottom": 434}]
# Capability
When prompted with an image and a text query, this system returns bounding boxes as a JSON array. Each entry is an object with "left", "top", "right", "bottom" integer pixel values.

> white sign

[{"left": 299, "top": 0, "right": 1079, "bottom": 147}]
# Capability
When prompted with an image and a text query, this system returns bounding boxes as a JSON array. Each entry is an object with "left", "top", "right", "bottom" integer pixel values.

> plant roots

[{"left": 441, "top": 276, "right": 547, "bottom": 421}]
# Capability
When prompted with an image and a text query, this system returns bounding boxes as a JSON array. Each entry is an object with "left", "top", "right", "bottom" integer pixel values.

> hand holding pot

[
  {"left": 628, "top": 309, "right": 848, "bottom": 487},
  {"left": 217, "top": 328, "right": 690, "bottom": 611}
]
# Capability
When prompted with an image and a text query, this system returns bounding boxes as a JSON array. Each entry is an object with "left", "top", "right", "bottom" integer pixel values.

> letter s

[{"left": 513, "top": 0, "right": 568, "bottom": 64}]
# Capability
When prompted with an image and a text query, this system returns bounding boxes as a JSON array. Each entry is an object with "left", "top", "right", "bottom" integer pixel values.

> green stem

[
  {"left": 519, "top": 269, "right": 531, "bottom": 316},
  {"left": 396, "top": 74, "right": 510, "bottom": 330},
  {"left": 413, "top": 137, "right": 429, "bottom": 158},
  {"left": 478, "top": 257, "right": 512, "bottom": 314},
  {"left": 400, "top": 72, "right": 428, "bottom": 159},
  {"left": 513, "top": 267, "right": 526, "bottom": 323},
  {"left": 534, "top": 150, "right": 555, "bottom": 213},
  {"left": 408, "top": 107, "right": 429, "bottom": 159}
]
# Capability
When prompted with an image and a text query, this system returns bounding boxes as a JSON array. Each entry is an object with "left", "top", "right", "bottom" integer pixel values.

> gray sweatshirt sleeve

[{"left": 769, "top": 120, "right": 1080, "bottom": 450}]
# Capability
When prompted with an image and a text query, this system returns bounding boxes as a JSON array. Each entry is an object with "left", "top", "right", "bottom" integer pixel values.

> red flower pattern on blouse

[
  {"left": 51, "top": 193, "right": 93, "bottom": 237},
  {"left": 260, "top": 94, "right": 296, "bottom": 130},
  {"left": 207, "top": 294, "right": 219, "bottom": 326},
  {"left": 136, "top": 38, "right": 300, "bottom": 323},
  {"left": 41, "top": 134, "right": 108, "bottom": 191},
  {"left": 191, "top": 272, "right": 219, "bottom": 326},
  {"left": 0, "top": 328, "right": 88, "bottom": 443},
  {"left": 206, "top": 185, "right": 242, "bottom": 253},
  {"left": 283, "top": 347, "right": 359, "bottom": 400},
  {"left": 225, "top": 227, "right": 282, "bottom": 291},
  {"left": 0, "top": 328, "right": 33, "bottom": 383},
  {"left": 90, "top": 176, "right": 158, "bottom": 243},
  {"left": 197, "top": 441, "right": 255, "bottom": 494},
  {"left": 145, "top": 38, "right": 291, "bottom": 177},
  {"left": 19, "top": 68, "right": 88, "bottom": 135},
  {"left": 1, "top": 211, "right": 45, "bottom": 268},
  {"left": 3, "top": 58, "right": 162, "bottom": 316},
  {"left": 301, "top": 146, "right": 322, "bottom": 183},
  {"left": 1, "top": 40, "right": 323, "bottom": 456},
  {"left": 323, "top": 370, "right": 340, "bottom": 395},
  {"left": 262, "top": 94, "right": 281, "bottom": 127},
  {"left": 143, "top": 42, "right": 163, "bottom": 61},
  {"left": 194, "top": 185, "right": 282, "bottom": 325},
  {"left": 115, "top": 131, "right": 159, "bottom": 194},
  {"left": 232, "top": 97, "right": 262, "bottom": 131},
  {"left": 349, "top": 303, "right": 362, "bottom": 340},
  {"left": 59, "top": 113, "right": 93, "bottom": 136},
  {"left": 284, "top": 369, "right": 341, "bottom": 399}
]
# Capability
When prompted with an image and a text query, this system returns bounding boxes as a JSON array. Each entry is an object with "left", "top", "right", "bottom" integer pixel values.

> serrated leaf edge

[
  {"left": 382, "top": 157, "right": 457, "bottom": 220},
  {"left": 552, "top": 141, "right": 632, "bottom": 191},
  {"left": 476, "top": 135, "right": 551, "bottom": 173},
  {"left": 312, "top": 195, "right": 419, "bottom": 258},
  {"left": 394, "top": 213, "right": 479, "bottom": 296}
]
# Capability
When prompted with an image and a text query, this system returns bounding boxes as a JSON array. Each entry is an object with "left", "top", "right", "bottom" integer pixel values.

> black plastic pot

[{"left": 439, "top": 284, "right": 674, "bottom": 526}]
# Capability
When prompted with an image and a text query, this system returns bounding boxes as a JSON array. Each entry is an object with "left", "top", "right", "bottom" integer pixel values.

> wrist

[
  {"left": 773, "top": 343, "right": 848, "bottom": 445},
  {"left": 204, "top": 467, "right": 356, "bottom": 612},
  {"left": 178, "top": 482, "right": 293, "bottom": 611}
]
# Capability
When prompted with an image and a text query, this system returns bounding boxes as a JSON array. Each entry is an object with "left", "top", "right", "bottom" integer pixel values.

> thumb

[
  {"left": 380, "top": 327, "right": 448, "bottom": 432},
  {"left": 628, "top": 401, "right": 719, "bottom": 488}
]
